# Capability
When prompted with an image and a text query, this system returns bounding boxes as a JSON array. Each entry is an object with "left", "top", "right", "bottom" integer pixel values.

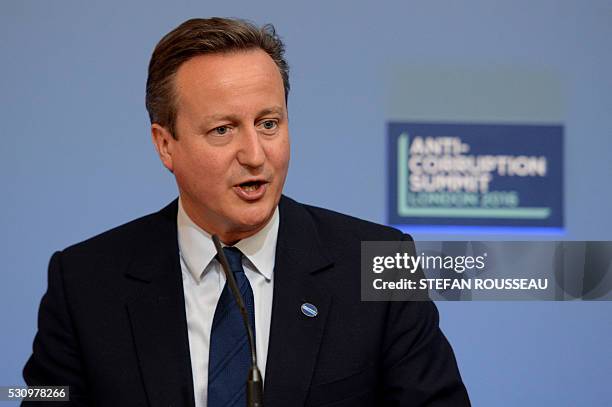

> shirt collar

[{"left": 177, "top": 198, "right": 279, "bottom": 282}]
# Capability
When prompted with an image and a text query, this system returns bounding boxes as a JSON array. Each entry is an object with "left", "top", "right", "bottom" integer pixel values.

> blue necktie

[{"left": 208, "top": 247, "right": 256, "bottom": 407}]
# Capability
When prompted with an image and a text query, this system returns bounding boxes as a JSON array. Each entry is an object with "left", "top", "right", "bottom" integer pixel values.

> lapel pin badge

[{"left": 301, "top": 303, "right": 318, "bottom": 318}]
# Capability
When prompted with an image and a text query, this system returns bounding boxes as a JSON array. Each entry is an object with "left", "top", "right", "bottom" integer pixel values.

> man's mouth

[
  {"left": 239, "top": 180, "right": 264, "bottom": 192},
  {"left": 233, "top": 180, "right": 269, "bottom": 201}
]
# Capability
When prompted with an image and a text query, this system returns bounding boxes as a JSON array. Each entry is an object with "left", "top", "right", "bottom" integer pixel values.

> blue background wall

[{"left": 2, "top": 1, "right": 611, "bottom": 405}]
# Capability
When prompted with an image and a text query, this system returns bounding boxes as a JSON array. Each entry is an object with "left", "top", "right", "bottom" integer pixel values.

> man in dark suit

[{"left": 23, "top": 18, "right": 470, "bottom": 406}]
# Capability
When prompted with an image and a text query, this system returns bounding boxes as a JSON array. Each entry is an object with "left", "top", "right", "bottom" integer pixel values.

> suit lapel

[
  {"left": 121, "top": 197, "right": 333, "bottom": 407},
  {"left": 125, "top": 200, "right": 196, "bottom": 407},
  {"left": 264, "top": 196, "right": 334, "bottom": 407}
]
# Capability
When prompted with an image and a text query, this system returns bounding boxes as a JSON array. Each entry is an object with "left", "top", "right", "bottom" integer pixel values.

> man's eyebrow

[
  {"left": 201, "top": 107, "right": 285, "bottom": 125},
  {"left": 257, "top": 106, "right": 285, "bottom": 118},
  {"left": 202, "top": 113, "right": 240, "bottom": 123}
]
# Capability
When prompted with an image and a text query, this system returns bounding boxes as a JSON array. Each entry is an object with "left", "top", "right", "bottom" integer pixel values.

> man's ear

[{"left": 151, "top": 123, "right": 175, "bottom": 173}]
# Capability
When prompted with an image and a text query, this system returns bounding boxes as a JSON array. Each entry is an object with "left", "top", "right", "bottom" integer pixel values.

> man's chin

[
  {"left": 237, "top": 211, "right": 273, "bottom": 231},
  {"left": 225, "top": 204, "right": 274, "bottom": 235}
]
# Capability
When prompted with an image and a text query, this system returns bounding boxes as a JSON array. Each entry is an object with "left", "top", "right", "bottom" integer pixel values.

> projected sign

[{"left": 387, "top": 122, "right": 563, "bottom": 229}]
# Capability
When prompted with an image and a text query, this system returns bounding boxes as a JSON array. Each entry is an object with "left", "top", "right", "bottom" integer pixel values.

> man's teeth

[{"left": 240, "top": 184, "right": 260, "bottom": 192}]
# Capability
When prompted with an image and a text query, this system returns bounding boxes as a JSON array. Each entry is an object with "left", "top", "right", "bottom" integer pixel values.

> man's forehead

[
  {"left": 175, "top": 50, "right": 282, "bottom": 90},
  {"left": 172, "top": 50, "right": 286, "bottom": 122}
]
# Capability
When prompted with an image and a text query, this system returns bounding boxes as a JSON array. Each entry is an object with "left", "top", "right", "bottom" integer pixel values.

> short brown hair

[{"left": 145, "top": 17, "right": 290, "bottom": 138}]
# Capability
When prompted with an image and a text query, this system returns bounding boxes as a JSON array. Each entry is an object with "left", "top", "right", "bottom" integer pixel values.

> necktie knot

[{"left": 222, "top": 246, "right": 244, "bottom": 274}]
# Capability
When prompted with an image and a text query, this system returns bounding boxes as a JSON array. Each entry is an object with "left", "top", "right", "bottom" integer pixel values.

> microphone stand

[{"left": 212, "top": 235, "right": 265, "bottom": 407}]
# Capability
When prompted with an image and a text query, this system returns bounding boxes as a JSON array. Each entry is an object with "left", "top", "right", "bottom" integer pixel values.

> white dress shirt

[{"left": 177, "top": 199, "right": 277, "bottom": 407}]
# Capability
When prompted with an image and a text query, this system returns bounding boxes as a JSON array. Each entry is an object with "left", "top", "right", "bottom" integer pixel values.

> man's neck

[{"left": 178, "top": 197, "right": 275, "bottom": 245}]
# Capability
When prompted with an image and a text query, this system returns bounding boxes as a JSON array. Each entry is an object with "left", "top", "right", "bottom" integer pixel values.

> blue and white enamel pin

[{"left": 301, "top": 303, "right": 318, "bottom": 318}]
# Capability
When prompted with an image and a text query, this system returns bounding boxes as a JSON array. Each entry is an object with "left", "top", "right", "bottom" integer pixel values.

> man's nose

[{"left": 236, "top": 126, "right": 266, "bottom": 168}]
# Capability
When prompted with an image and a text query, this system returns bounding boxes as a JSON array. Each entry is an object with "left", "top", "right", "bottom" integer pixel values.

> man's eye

[
  {"left": 261, "top": 120, "right": 277, "bottom": 130},
  {"left": 213, "top": 126, "right": 230, "bottom": 135}
]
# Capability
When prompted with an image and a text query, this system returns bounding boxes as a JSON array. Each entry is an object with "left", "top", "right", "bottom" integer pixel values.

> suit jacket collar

[
  {"left": 264, "top": 196, "right": 334, "bottom": 406},
  {"left": 125, "top": 196, "right": 334, "bottom": 407},
  {"left": 124, "top": 199, "right": 196, "bottom": 407}
]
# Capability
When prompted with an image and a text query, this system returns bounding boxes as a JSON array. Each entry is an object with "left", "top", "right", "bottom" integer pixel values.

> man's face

[{"left": 152, "top": 49, "right": 290, "bottom": 243}]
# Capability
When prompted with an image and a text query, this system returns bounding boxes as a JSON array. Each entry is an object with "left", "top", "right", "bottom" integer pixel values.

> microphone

[{"left": 212, "top": 235, "right": 264, "bottom": 407}]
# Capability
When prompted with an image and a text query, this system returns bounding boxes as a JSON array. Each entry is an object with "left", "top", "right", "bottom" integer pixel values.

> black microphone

[{"left": 212, "top": 235, "right": 264, "bottom": 407}]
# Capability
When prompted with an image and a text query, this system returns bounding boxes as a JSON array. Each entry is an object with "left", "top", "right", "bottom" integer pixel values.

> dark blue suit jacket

[{"left": 23, "top": 196, "right": 470, "bottom": 406}]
